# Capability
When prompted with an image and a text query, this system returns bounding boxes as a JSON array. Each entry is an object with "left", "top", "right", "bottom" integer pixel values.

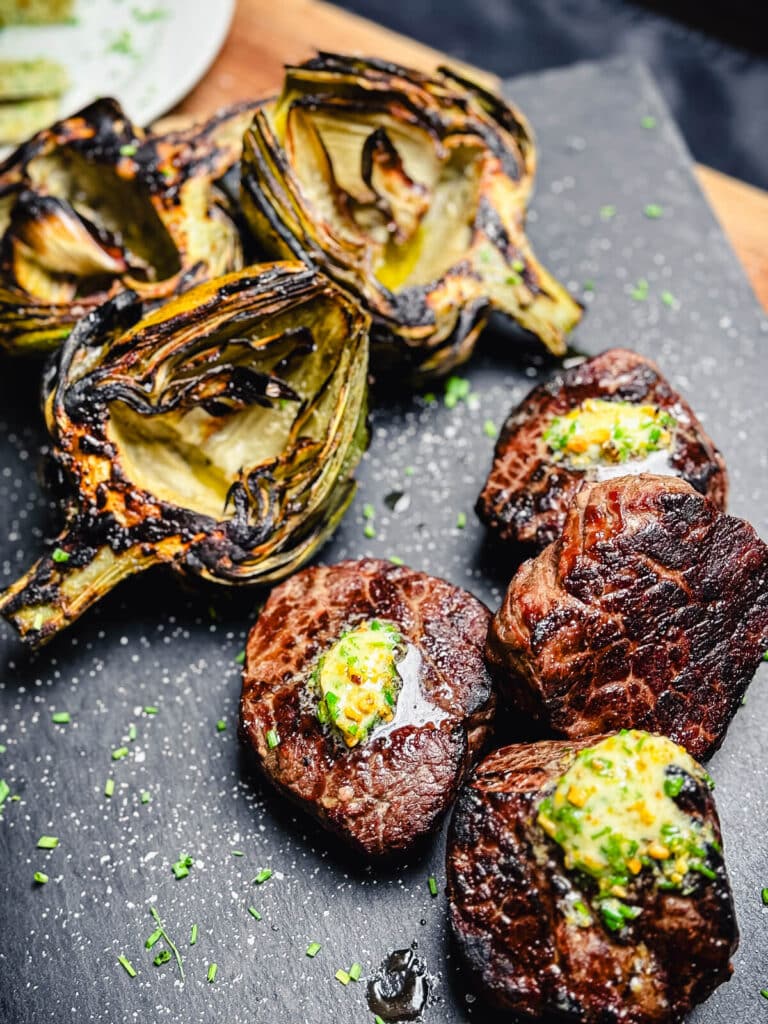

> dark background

[{"left": 338, "top": 0, "right": 768, "bottom": 191}]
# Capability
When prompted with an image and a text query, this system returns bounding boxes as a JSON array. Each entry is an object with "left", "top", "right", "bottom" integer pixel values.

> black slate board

[{"left": 1, "top": 57, "right": 767, "bottom": 1024}]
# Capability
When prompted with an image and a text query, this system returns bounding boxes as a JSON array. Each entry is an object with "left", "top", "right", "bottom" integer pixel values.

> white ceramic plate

[{"left": 0, "top": 0, "right": 235, "bottom": 127}]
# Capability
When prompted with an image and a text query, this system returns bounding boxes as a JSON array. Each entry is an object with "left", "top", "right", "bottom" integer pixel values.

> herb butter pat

[
  {"left": 314, "top": 620, "right": 402, "bottom": 747},
  {"left": 538, "top": 731, "right": 717, "bottom": 932},
  {"left": 544, "top": 398, "right": 675, "bottom": 469}
]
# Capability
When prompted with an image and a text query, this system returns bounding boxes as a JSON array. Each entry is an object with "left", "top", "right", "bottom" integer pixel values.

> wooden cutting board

[{"left": 175, "top": 0, "right": 768, "bottom": 313}]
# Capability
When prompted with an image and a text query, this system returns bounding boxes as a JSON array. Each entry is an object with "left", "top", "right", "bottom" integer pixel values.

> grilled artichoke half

[
  {"left": 0, "top": 96, "right": 259, "bottom": 355},
  {"left": 241, "top": 53, "right": 582, "bottom": 379},
  {"left": 0, "top": 262, "right": 370, "bottom": 645}
]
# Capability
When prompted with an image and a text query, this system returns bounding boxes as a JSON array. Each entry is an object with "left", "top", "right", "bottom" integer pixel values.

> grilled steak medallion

[
  {"left": 447, "top": 732, "right": 738, "bottom": 1023},
  {"left": 487, "top": 474, "right": 768, "bottom": 760},
  {"left": 239, "top": 558, "right": 496, "bottom": 856},
  {"left": 477, "top": 348, "right": 727, "bottom": 552}
]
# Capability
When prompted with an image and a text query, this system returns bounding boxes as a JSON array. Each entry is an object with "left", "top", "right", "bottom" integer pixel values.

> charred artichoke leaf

[
  {"left": 241, "top": 52, "right": 581, "bottom": 379},
  {"left": 0, "top": 262, "right": 370, "bottom": 645},
  {"left": 0, "top": 96, "right": 260, "bottom": 355}
]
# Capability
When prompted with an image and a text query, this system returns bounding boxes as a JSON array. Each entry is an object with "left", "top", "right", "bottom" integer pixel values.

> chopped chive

[
  {"left": 172, "top": 855, "right": 193, "bottom": 880},
  {"left": 265, "top": 729, "right": 280, "bottom": 750},
  {"left": 641, "top": 115, "right": 657, "bottom": 129},
  {"left": 512, "top": 258, "right": 525, "bottom": 273},
  {"left": 762, "top": 989, "right": 768, "bottom": 1000},
  {"left": 583, "top": 279, "right": 595, "bottom": 292},
  {"left": 128, "top": 724, "right": 137, "bottom": 742},
  {"left": 306, "top": 942, "right": 322, "bottom": 957},
  {"left": 253, "top": 868, "right": 273, "bottom": 885},
  {"left": 456, "top": 512, "right": 467, "bottom": 529},
  {"left": 112, "top": 746, "right": 130, "bottom": 761},
  {"left": 482, "top": 419, "right": 497, "bottom": 439},
  {"left": 600, "top": 204, "right": 616, "bottom": 220},
  {"left": 363, "top": 523, "right": 376, "bottom": 539},
  {"left": 247, "top": 906, "right": 262, "bottom": 921},
  {"left": 630, "top": 279, "right": 649, "bottom": 301},
  {"left": 144, "top": 706, "right": 158, "bottom": 715},
  {"left": 52, "top": 547, "right": 69, "bottom": 564},
  {"left": 51, "top": 711, "right": 70, "bottom": 724},
  {"left": 428, "top": 875, "right": 439, "bottom": 897},
  {"left": 145, "top": 928, "right": 163, "bottom": 949},
  {"left": 190, "top": 924, "right": 198, "bottom": 946},
  {"left": 153, "top": 949, "right": 172, "bottom": 966},
  {"left": 231, "top": 850, "right": 244, "bottom": 857},
  {"left": 149, "top": 906, "right": 184, "bottom": 980},
  {"left": 644, "top": 203, "right": 663, "bottom": 219},
  {"left": 216, "top": 719, "right": 227, "bottom": 732},
  {"left": 348, "top": 962, "right": 362, "bottom": 981},
  {"left": 375, "top": 1017, "right": 386, "bottom": 1024},
  {"left": 404, "top": 466, "right": 415, "bottom": 477},
  {"left": 335, "top": 968, "right": 351, "bottom": 986},
  {"left": 119, "top": 143, "right": 137, "bottom": 156},
  {"left": 33, "top": 871, "right": 48, "bottom": 884},
  {"left": 0, "top": 744, "right": 6, "bottom": 753},
  {"left": 234, "top": 650, "right": 245, "bottom": 665},
  {"left": 37, "top": 835, "right": 59, "bottom": 849},
  {"left": 363, "top": 503, "right": 375, "bottom": 520},
  {"left": 0, "top": 779, "right": 9, "bottom": 806},
  {"left": 761, "top": 888, "right": 768, "bottom": 906},
  {"left": 389, "top": 556, "right": 404, "bottom": 566},
  {"left": 207, "top": 963, "right": 218, "bottom": 983},
  {"left": 117, "top": 954, "right": 136, "bottom": 977},
  {"left": 104, "top": 778, "right": 115, "bottom": 798},
  {"left": 140, "top": 790, "right": 151, "bottom": 804},
  {"left": 661, "top": 289, "right": 678, "bottom": 308}
]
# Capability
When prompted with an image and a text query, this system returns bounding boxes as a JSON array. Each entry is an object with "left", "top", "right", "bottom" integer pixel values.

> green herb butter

[
  {"left": 313, "top": 620, "right": 402, "bottom": 747},
  {"left": 538, "top": 731, "right": 717, "bottom": 932},
  {"left": 543, "top": 398, "right": 675, "bottom": 469}
]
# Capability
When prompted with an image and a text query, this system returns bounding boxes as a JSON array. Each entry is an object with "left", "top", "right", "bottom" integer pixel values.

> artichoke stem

[{"left": 0, "top": 535, "right": 159, "bottom": 646}]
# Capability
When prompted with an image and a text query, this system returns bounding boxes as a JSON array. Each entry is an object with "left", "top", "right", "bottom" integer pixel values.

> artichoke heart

[
  {"left": 241, "top": 53, "right": 582, "bottom": 379},
  {"left": 0, "top": 96, "right": 260, "bottom": 355},
  {"left": 0, "top": 262, "right": 370, "bottom": 645}
]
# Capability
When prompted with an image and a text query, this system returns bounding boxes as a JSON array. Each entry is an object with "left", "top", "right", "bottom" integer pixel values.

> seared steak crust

[
  {"left": 476, "top": 348, "right": 727, "bottom": 552},
  {"left": 446, "top": 738, "right": 738, "bottom": 1023},
  {"left": 240, "top": 558, "right": 496, "bottom": 856},
  {"left": 486, "top": 475, "right": 768, "bottom": 760}
]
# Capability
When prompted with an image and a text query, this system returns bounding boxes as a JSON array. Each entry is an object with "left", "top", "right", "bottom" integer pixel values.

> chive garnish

[
  {"left": 145, "top": 928, "right": 163, "bottom": 949},
  {"left": 363, "top": 503, "right": 375, "bottom": 520},
  {"left": 456, "top": 512, "right": 467, "bottom": 529},
  {"left": 51, "top": 712, "right": 70, "bottom": 724},
  {"left": 207, "top": 963, "right": 218, "bottom": 983},
  {"left": 265, "top": 729, "right": 279, "bottom": 750},
  {"left": 253, "top": 868, "right": 273, "bottom": 884},
  {"left": 112, "top": 746, "right": 129, "bottom": 761},
  {"left": 247, "top": 906, "right": 262, "bottom": 921},
  {"left": 389, "top": 556, "right": 404, "bottom": 566},
  {"left": 375, "top": 1017, "right": 386, "bottom": 1024},
  {"left": 335, "top": 968, "right": 351, "bottom": 985},
  {"left": 144, "top": 706, "right": 158, "bottom": 715},
  {"left": 762, "top": 989, "right": 768, "bottom": 1000},
  {"left": 0, "top": 779, "right": 9, "bottom": 806},
  {"left": 630, "top": 279, "right": 649, "bottom": 301},
  {"left": 128, "top": 724, "right": 137, "bottom": 742},
  {"left": 761, "top": 888, "right": 768, "bottom": 906},
  {"left": 119, "top": 143, "right": 137, "bottom": 156},
  {"left": 349, "top": 962, "right": 362, "bottom": 981},
  {"left": 661, "top": 290, "right": 677, "bottom": 308},
  {"left": 600, "top": 204, "right": 616, "bottom": 220},
  {"left": 216, "top": 719, "right": 227, "bottom": 732},
  {"left": 153, "top": 950, "right": 171, "bottom": 966},
  {"left": 641, "top": 115, "right": 657, "bottom": 129},
  {"left": 118, "top": 954, "right": 136, "bottom": 977},
  {"left": 52, "top": 548, "right": 69, "bottom": 564},
  {"left": 140, "top": 790, "right": 151, "bottom": 804},
  {"left": 104, "top": 778, "right": 115, "bottom": 798},
  {"left": 644, "top": 203, "right": 663, "bottom": 219},
  {"left": 482, "top": 420, "right": 497, "bottom": 439},
  {"left": 306, "top": 942, "right": 321, "bottom": 957},
  {"left": 231, "top": 850, "right": 244, "bottom": 857},
  {"left": 404, "top": 466, "right": 415, "bottom": 477},
  {"left": 172, "top": 855, "right": 193, "bottom": 879},
  {"left": 37, "top": 835, "right": 59, "bottom": 849},
  {"left": 190, "top": 924, "right": 198, "bottom": 946},
  {"left": 234, "top": 650, "right": 246, "bottom": 665},
  {"left": 149, "top": 905, "right": 184, "bottom": 980},
  {"left": 33, "top": 871, "right": 48, "bottom": 884},
  {"left": 363, "top": 523, "right": 376, "bottom": 539},
  {"left": 428, "top": 875, "right": 439, "bottom": 897}
]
